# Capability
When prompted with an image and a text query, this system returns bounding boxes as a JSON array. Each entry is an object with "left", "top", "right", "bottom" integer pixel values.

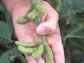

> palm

[{"left": 12, "top": 1, "right": 65, "bottom": 63}]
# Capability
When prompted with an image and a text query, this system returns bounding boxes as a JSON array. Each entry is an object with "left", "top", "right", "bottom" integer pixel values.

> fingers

[
  {"left": 25, "top": 54, "right": 37, "bottom": 63},
  {"left": 52, "top": 42, "right": 65, "bottom": 63},
  {"left": 46, "top": 34, "right": 65, "bottom": 63},
  {"left": 52, "top": 61, "right": 55, "bottom": 63},
  {"left": 16, "top": 34, "right": 38, "bottom": 63},
  {"left": 36, "top": 1, "right": 59, "bottom": 35},
  {"left": 36, "top": 57, "right": 44, "bottom": 63},
  {"left": 36, "top": 21, "right": 57, "bottom": 35}
]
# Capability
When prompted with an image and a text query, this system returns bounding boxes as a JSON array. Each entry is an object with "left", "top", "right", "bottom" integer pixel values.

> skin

[{"left": 1, "top": 0, "right": 65, "bottom": 63}]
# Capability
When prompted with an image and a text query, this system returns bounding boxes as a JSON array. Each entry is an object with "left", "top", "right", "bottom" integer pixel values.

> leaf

[
  {"left": 0, "top": 47, "right": 19, "bottom": 63},
  {"left": 67, "top": 38, "right": 84, "bottom": 51},
  {"left": 56, "top": 0, "right": 62, "bottom": 12},
  {"left": 0, "top": 21, "right": 11, "bottom": 41},
  {"left": 0, "top": 51, "right": 10, "bottom": 63},
  {"left": 69, "top": 0, "right": 84, "bottom": 12},
  {"left": 0, "top": 37, "right": 10, "bottom": 44},
  {"left": 66, "top": 26, "right": 84, "bottom": 38},
  {"left": 63, "top": 25, "right": 84, "bottom": 46},
  {"left": 59, "top": 5, "right": 72, "bottom": 19},
  {"left": 0, "top": 3, "right": 6, "bottom": 13},
  {"left": 71, "top": 52, "right": 84, "bottom": 63},
  {"left": 0, "top": 3, "right": 14, "bottom": 35},
  {"left": 6, "top": 12, "right": 14, "bottom": 34}
]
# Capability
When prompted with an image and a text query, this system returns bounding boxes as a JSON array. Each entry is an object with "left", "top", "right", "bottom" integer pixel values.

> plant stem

[
  {"left": 42, "top": 35, "right": 46, "bottom": 46},
  {"left": 37, "top": 15, "right": 46, "bottom": 47},
  {"left": 35, "top": 17, "right": 41, "bottom": 42},
  {"left": 37, "top": 16, "right": 41, "bottom": 24},
  {"left": 30, "top": 0, "right": 46, "bottom": 62},
  {"left": 36, "top": 15, "right": 46, "bottom": 63}
]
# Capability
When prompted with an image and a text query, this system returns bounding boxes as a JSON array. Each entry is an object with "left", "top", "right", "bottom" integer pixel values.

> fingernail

[{"left": 38, "top": 27, "right": 45, "bottom": 34}]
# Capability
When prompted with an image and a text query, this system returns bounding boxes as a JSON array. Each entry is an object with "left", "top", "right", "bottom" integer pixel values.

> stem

[
  {"left": 24, "top": 6, "right": 33, "bottom": 19},
  {"left": 30, "top": 0, "right": 46, "bottom": 62},
  {"left": 35, "top": 17, "right": 41, "bottom": 42},
  {"left": 36, "top": 15, "right": 46, "bottom": 63},
  {"left": 37, "top": 16, "right": 41, "bottom": 24},
  {"left": 37, "top": 15, "right": 46, "bottom": 47},
  {"left": 37, "top": 16, "right": 46, "bottom": 47},
  {"left": 42, "top": 35, "right": 46, "bottom": 63},
  {"left": 42, "top": 35, "right": 46, "bottom": 46},
  {"left": 31, "top": 0, "right": 36, "bottom": 8}
]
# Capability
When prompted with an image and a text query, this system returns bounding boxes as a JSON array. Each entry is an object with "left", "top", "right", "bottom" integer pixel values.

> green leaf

[
  {"left": 0, "top": 51, "right": 10, "bottom": 63},
  {"left": 0, "top": 21, "right": 11, "bottom": 41},
  {"left": 0, "top": 47, "right": 19, "bottom": 63},
  {"left": 56, "top": 0, "right": 62, "bottom": 12},
  {"left": 67, "top": 38, "right": 84, "bottom": 51},
  {"left": 71, "top": 52, "right": 84, "bottom": 63},
  {"left": 59, "top": 5, "right": 72, "bottom": 19},
  {"left": 69, "top": 0, "right": 84, "bottom": 12},
  {"left": 0, "top": 3, "right": 6, "bottom": 13},
  {"left": 66, "top": 26, "right": 84, "bottom": 39},
  {"left": 0, "top": 37, "right": 10, "bottom": 44},
  {"left": 0, "top": 3, "right": 14, "bottom": 35},
  {"left": 6, "top": 13, "right": 14, "bottom": 34},
  {"left": 63, "top": 22, "right": 84, "bottom": 46}
]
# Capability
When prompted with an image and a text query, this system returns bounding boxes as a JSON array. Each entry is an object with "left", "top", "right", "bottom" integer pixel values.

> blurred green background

[{"left": 0, "top": 0, "right": 84, "bottom": 63}]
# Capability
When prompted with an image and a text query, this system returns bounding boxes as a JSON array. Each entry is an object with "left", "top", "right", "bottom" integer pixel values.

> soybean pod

[
  {"left": 27, "top": 9, "right": 39, "bottom": 19},
  {"left": 15, "top": 41, "right": 41, "bottom": 47},
  {"left": 45, "top": 45, "right": 53, "bottom": 63},
  {"left": 18, "top": 46, "right": 38, "bottom": 54},
  {"left": 32, "top": 44, "right": 44, "bottom": 59},
  {"left": 36, "top": 4, "right": 47, "bottom": 13},
  {"left": 16, "top": 16, "right": 27, "bottom": 24}
]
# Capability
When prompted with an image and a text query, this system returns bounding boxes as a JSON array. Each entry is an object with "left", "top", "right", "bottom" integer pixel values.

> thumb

[
  {"left": 36, "top": 5, "right": 59, "bottom": 35},
  {"left": 36, "top": 18, "right": 57, "bottom": 35}
]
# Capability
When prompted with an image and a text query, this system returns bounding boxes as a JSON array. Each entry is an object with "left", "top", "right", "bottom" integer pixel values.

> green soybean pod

[
  {"left": 15, "top": 41, "right": 41, "bottom": 47},
  {"left": 36, "top": 4, "right": 47, "bottom": 13},
  {"left": 45, "top": 45, "right": 53, "bottom": 63},
  {"left": 32, "top": 44, "right": 44, "bottom": 59},
  {"left": 18, "top": 46, "right": 37, "bottom": 54},
  {"left": 27, "top": 9, "right": 39, "bottom": 20},
  {"left": 16, "top": 16, "right": 27, "bottom": 24}
]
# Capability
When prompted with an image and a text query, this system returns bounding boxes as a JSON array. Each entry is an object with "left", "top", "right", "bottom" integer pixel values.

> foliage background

[{"left": 0, "top": 0, "right": 84, "bottom": 63}]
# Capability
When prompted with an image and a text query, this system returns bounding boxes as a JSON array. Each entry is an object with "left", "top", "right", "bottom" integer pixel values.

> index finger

[{"left": 46, "top": 34, "right": 65, "bottom": 63}]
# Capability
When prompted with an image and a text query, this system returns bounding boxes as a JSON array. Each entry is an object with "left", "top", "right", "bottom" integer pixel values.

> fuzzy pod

[
  {"left": 18, "top": 46, "right": 37, "bottom": 54},
  {"left": 27, "top": 9, "right": 39, "bottom": 20},
  {"left": 32, "top": 44, "right": 44, "bottom": 59},
  {"left": 16, "top": 16, "right": 27, "bottom": 24},
  {"left": 45, "top": 45, "right": 53, "bottom": 63},
  {"left": 36, "top": 4, "right": 47, "bottom": 13},
  {"left": 15, "top": 41, "right": 41, "bottom": 47}
]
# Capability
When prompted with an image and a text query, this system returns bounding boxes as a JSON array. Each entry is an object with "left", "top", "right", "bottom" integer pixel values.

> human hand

[{"left": 12, "top": 1, "right": 65, "bottom": 63}]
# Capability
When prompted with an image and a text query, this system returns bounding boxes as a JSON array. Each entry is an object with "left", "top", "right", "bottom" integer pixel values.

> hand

[{"left": 12, "top": 1, "right": 65, "bottom": 63}]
